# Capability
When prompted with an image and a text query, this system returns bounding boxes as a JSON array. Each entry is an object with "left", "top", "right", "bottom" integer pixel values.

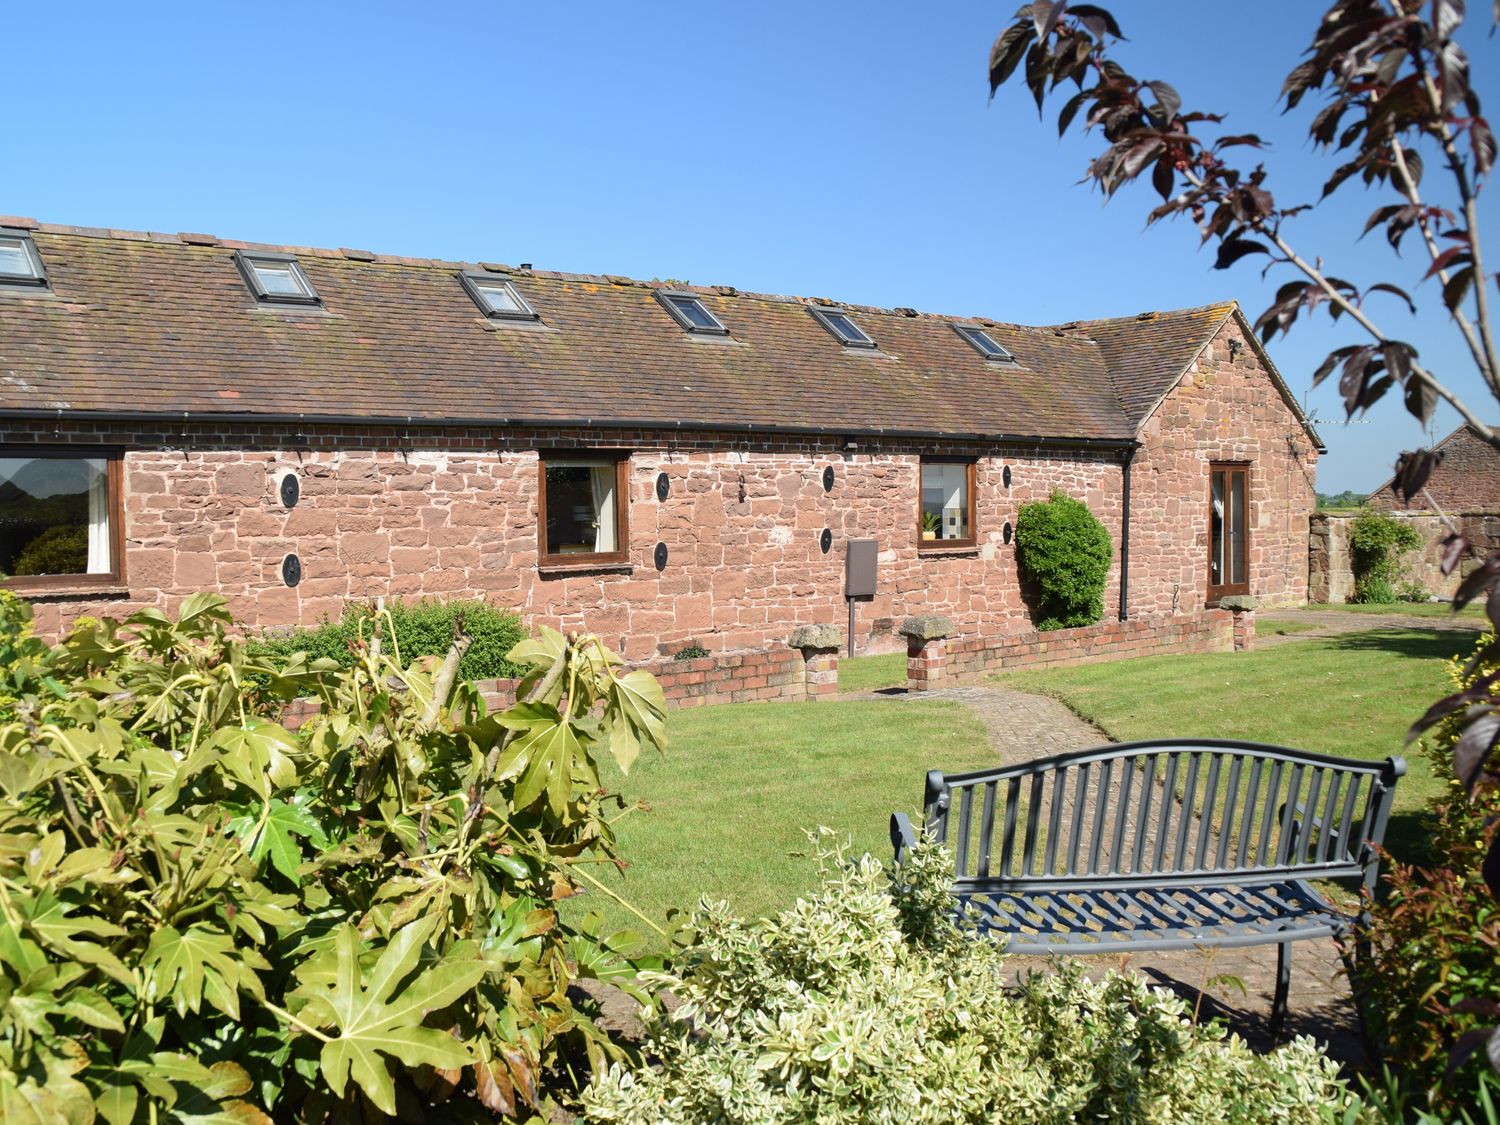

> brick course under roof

[{"left": 0, "top": 222, "right": 1310, "bottom": 444}]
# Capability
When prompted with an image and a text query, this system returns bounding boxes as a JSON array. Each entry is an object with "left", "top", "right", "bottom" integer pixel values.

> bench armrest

[{"left": 890, "top": 812, "right": 918, "bottom": 864}]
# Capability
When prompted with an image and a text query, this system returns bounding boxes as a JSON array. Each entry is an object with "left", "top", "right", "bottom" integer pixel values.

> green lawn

[
  {"left": 838, "top": 651, "right": 907, "bottom": 693},
  {"left": 1255, "top": 616, "right": 1324, "bottom": 637},
  {"left": 578, "top": 699, "right": 993, "bottom": 940},
  {"left": 1306, "top": 601, "right": 1485, "bottom": 618},
  {"left": 999, "top": 627, "right": 1486, "bottom": 864}
]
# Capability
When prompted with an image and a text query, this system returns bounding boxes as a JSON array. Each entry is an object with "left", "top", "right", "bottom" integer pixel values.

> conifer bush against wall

[{"left": 1014, "top": 490, "right": 1113, "bottom": 631}]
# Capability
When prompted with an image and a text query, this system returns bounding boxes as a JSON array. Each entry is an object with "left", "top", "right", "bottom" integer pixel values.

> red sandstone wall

[
  {"left": 5, "top": 319, "right": 1314, "bottom": 654},
  {"left": 7, "top": 421, "right": 1128, "bottom": 655},
  {"left": 1126, "top": 317, "right": 1319, "bottom": 614}
]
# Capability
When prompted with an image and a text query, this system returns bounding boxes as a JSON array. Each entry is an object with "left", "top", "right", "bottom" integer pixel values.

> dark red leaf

[
  {"left": 1444, "top": 266, "right": 1476, "bottom": 314},
  {"left": 1441, "top": 533, "right": 1471, "bottom": 576},
  {"left": 1366, "top": 282, "right": 1416, "bottom": 313},
  {"left": 1454, "top": 553, "right": 1500, "bottom": 611},
  {"left": 1392, "top": 447, "right": 1443, "bottom": 502},
  {"left": 1474, "top": 116, "right": 1496, "bottom": 176},
  {"left": 1453, "top": 710, "right": 1500, "bottom": 792},
  {"left": 1146, "top": 80, "right": 1180, "bottom": 122},
  {"left": 1057, "top": 87, "right": 1090, "bottom": 135},
  {"left": 1214, "top": 134, "right": 1264, "bottom": 150},
  {"left": 1485, "top": 834, "right": 1500, "bottom": 906},
  {"left": 1405, "top": 376, "right": 1438, "bottom": 424},
  {"left": 1031, "top": 0, "right": 1063, "bottom": 41},
  {"left": 1406, "top": 671, "right": 1500, "bottom": 743},
  {"left": 1311, "top": 345, "right": 1361, "bottom": 389},
  {"left": 1449, "top": 1026, "right": 1500, "bottom": 1078},
  {"left": 1490, "top": 584, "right": 1500, "bottom": 636},
  {"left": 989, "top": 23, "right": 1037, "bottom": 95},
  {"left": 1214, "top": 238, "right": 1270, "bottom": 270},
  {"left": 1067, "top": 4, "right": 1124, "bottom": 38},
  {"left": 1151, "top": 157, "right": 1174, "bottom": 201}
]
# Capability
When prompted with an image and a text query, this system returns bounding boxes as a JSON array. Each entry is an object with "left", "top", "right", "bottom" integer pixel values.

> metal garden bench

[{"left": 890, "top": 738, "right": 1405, "bottom": 1029}]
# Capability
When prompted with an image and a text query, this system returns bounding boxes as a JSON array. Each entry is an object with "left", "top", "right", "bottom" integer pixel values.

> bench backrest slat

[
  {"left": 1194, "top": 753, "right": 1222, "bottom": 868},
  {"left": 922, "top": 739, "right": 1404, "bottom": 890},
  {"left": 1087, "top": 759, "right": 1112, "bottom": 874},
  {"left": 1044, "top": 766, "right": 1067, "bottom": 875}
]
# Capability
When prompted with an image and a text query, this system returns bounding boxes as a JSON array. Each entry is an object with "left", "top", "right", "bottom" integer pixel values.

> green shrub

[
  {"left": 1014, "top": 490, "right": 1113, "bottom": 630},
  {"left": 0, "top": 596, "right": 667, "bottom": 1121},
  {"left": 249, "top": 596, "right": 526, "bottom": 681},
  {"left": 1349, "top": 508, "right": 1423, "bottom": 604},
  {"left": 671, "top": 642, "right": 711, "bottom": 661},
  {"left": 584, "top": 834, "right": 1368, "bottom": 1124},
  {"left": 1353, "top": 576, "right": 1399, "bottom": 605},
  {"left": 1353, "top": 631, "right": 1500, "bottom": 1117}
]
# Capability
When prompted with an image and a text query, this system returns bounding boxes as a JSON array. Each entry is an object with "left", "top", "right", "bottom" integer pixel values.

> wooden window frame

[
  {"left": 1207, "top": 461, "right": 1251, "bottom": 603},
  {"left": 536, "top": 452, "right": 631, "bottom": 570},
  {"left": 0, "top": 445, "right": 126, "bottom": 594},
  {"left": 917, "top": 457, "right": 978, "bottom": 553}
]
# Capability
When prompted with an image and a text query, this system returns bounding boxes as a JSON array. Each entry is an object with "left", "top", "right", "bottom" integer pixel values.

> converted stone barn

[{"left": 0, "top": 219, "right": 1322, "bottom": 656}]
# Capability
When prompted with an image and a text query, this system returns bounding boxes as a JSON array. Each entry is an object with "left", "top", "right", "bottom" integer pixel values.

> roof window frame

[
  {"left": 0, "top": 228, "right": 49, "bottom": 290},
  {"left": 234, "top": 250, "right": 321, "bottom": 306},
  {"left": 459, "top": 270, "right": 540, "bottom": 321},
  {"left": 655, "top": 290, "right": 729, "bottom": 336},
  {"left": 808, "top": 305, "right": 876, "bottom": 349},
  {"left": 953, "top": 323, "right": 1020, "bottom": 365}
]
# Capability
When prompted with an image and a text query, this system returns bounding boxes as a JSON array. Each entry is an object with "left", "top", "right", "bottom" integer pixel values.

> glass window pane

[
  {"left": 0, "top": 456, "right": 110, "bottom": 577},
  {"left": 670, "top": 296, "right": 718, "bottom": 330},
  {"left": 1229, "top": 471, "right": 1247, "bottom": 585},
  {"left": 478, "top": 282, "right": 522, "bottom": 313},
  {"left": 545, "top": 461, "right": 617, "bottom": 556},
  {"left": 1209, "top": 471, "right": 1225, "bottom": 587},
  {"left": 0, "top": 237, "right": 37, "bottom": 278},
  {"left": 826, "top": 313, "right": 863, "bottom": 342},
  {"left": 252, "top": 261, "right": 307, "bottom": 297},
  {"left": 921, "top": 463, "right": 969, "bottom": 541}
]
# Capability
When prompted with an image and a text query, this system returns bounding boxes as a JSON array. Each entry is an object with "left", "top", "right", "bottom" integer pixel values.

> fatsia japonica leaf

[
  {"left": 207, "top": 719, "right": 299, "bottom": 798},
  {"left": 289, "top": 917, "right": 488, "bottom": 1116},
  {"left": 225, "top": 795, "right": 327, "bottom": 883},
  {"left": 603, "top": 668, "right": 668, "bottom": 775},
  {"left": 141, "top": 924, "right": 269, "bottom": 1020}
]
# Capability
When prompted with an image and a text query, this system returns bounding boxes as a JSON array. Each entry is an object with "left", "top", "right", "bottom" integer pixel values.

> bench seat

[{"left": 956, "top": 877, "right": 1349, "bottom": 955}]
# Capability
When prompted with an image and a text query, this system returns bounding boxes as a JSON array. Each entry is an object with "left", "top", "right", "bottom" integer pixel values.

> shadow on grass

[
  {"left": 1381, "top": 809, "right": 1437, "bottom": 871},
  {"left": 1327, "top": 628, "right": 1481, "bottom": 662}
]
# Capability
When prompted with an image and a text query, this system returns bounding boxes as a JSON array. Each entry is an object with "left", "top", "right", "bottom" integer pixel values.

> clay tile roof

[{"left": 0, "top": 223, "right": 1298, "bottom": 444}]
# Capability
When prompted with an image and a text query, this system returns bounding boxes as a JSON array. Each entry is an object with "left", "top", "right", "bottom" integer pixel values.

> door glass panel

[
  {"left": 1229, "top": 470, "right": 1247, "bottom": 585},
  {"left": 1209, "top": 471, "right": 1225, "bottom": 588}
]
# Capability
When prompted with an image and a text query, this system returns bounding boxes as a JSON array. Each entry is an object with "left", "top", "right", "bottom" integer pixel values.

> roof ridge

[{"left": 13, "top": 216, "right": 1225, "bottom": 334}]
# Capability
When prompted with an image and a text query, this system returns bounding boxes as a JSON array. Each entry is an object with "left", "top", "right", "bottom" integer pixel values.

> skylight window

[
  {"left": 460, "top": 272, "right": 539, "bottom": 320},
  {"left": 234, "top": 251, "right": 320, "bottom": 305},
  {"left": 657, "top": 291, "right": 727, "bottom": 335},
  {"left": 809, "top": 306, "right": 875, "bottom": 349},
  {"left": 954, "top": 323, "right": 1019, "bottom": 364},
  {"left": 0, "top": 230, "right": 47, "bottom": 288}
]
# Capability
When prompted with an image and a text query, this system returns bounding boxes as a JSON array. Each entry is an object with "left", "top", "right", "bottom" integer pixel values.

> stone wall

[
  {"left": 1310, "top": 509, "right": 1500, "bottom": 601},
  {"left": 4, "top": 321, "right": 1317, "bottom": 656},
  {"left": 6, "top": 419, "right": 1128, "bottom": 654},
  {"left": 1127, "top": 316, "right": 1319, "bottom": 615}
]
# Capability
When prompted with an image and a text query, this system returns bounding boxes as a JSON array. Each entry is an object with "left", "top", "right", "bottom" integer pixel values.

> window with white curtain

[
  {"left": 0, "top": 450, "right": 120, "bottom": 587},
  {"left": 538, "top": 455, "right": 629, "bottom": 564},
  {"left": 919, "top": 459, "right": 976, "bottom": 548}
]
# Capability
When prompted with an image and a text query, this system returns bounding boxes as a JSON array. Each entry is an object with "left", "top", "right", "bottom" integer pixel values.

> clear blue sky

[{"left": 10, "top": 1, "right": 1497, "bottom": 493}]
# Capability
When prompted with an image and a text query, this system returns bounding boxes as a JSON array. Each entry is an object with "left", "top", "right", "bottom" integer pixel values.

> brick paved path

[{"left": 854, "top": 680, "right": 1367, "bottom": 1063}]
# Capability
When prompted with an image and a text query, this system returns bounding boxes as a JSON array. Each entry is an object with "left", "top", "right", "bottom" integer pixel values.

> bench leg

[{"left": 1271, "top": 941, "right": 1291, "bottom": 1036}]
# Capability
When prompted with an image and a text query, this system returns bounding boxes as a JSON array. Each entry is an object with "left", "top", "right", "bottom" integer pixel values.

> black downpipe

[{"left": 1119, "top": 446, "right": 1138, "bottom": 621}]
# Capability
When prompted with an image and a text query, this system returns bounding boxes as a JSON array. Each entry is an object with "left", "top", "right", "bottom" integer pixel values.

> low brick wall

[
  {"left": 282, "top": 644, "right": 819, "bottom": 725},
  {"left": 911, "top": 609, "right": 1234, "bottom": 690}
]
